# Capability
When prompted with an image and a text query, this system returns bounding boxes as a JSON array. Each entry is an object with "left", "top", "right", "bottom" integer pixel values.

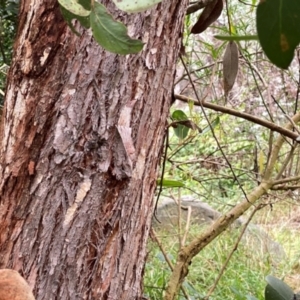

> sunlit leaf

[
  {"left": 156, "top": 179, "right": 185, "bottom": 188},
  {"left": 111, "top": 0, "right": 162, "bottom": 13},
  {"left": 188, "top": 100, "right": 194, "bottom": 114},
  {"left": 172, "top": 110, "right": 188, "bottom": 121},
  {"left": 257, "top": 0, "right": 300, "bottom": 69},
  {"left": 90, "top": 2, "right": 144, "bottom": 55},
  {"left": 58, "top": 0, "right": 90, "bottom": 16}
]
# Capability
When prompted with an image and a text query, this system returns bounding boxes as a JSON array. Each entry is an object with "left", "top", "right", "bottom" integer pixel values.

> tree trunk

[{"left": 0, "top": 0, "right": 188, "bottom": 299}]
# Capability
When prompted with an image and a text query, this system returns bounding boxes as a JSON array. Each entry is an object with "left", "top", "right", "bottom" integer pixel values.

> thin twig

[
  {"left": 271, "top": 185, "right": 300, "bottom": 191},
  {"left": 179, "top": 55, "right": 250, "bottom": 201},
  {"left": 273, "top": 174, "right": 300, "bottom": 185},
  {"left": 150, "top": 228, "right": 190, "bottom": 299},
  {"left": 174, "top": 93, "right": 300, "bottom": 141},
  {"left": 275, "top": 144, "right": 297, "bottom": 180},
  {"left": 204, "top": 204, "right": 265, "bottom": 299},
  {"left": 225, "top": 0, "right": 231, "bottom": 36},
  {"left": 271, "top": 95, "right": 300, "bottom": 134},
  {"left": 177, "top": 190, "right": 183, "bottom": 247},
  {"left": 182, "top": 206, "right": 192, "bottom": 246},
  {"left": 154, "top": 129, "right": 170, "bottom": 221},
  {"left": 240, "top": 52, "right": 274, "bottom": 123},
  {"left": 295, "top": 49, "right": 300, "bottom": 115}
]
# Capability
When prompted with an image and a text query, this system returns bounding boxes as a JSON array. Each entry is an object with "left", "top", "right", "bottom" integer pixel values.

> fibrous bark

[{"left": 0, "top": 0, "right": 188, "bottom": 299}]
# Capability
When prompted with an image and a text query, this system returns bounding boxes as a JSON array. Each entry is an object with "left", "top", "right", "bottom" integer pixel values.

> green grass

[{"left": 143, "top": 208, "right": 300, "bottom": 300}]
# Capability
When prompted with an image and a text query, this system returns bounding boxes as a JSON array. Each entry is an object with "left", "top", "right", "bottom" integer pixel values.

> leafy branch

[
  {"left": 59, "top": 0, "right": 300, "bottom": 69},
  {"left": 59, "top": 0, "right": 143, "bottom": 54},
  {"left": 163, "top": 112, "right": 300, "bottom": 299}
]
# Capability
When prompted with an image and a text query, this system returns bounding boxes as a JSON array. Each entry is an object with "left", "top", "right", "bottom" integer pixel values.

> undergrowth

[{"left": 143, "top": 202, "right": 300, "bottom": 299}]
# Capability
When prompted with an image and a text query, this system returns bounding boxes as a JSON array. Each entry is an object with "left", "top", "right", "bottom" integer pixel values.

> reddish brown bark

[{"left": 0, "top": 0, "right": 188, "bottom": 299}]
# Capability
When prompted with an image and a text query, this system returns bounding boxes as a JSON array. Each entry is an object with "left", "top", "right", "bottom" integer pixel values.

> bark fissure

[{"left": 0, "top": 0, "right": 188, "bottom": 299}]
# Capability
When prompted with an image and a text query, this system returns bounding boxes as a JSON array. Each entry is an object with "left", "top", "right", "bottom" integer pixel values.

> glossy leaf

[
  {"left": 90, "top": 2, "right": 144, "bottom": 55},
  {"left": 257, "top": 0, "right": 300, "bottom": 69},
  {"left": 265, "top": 275, "right": 294, "bottom": 300},
  {"left": 58, "top": 0, "right": 90, "bottom": 17},
  {"left": 156, "top": 179, "right": 185, "bottom": 188}
]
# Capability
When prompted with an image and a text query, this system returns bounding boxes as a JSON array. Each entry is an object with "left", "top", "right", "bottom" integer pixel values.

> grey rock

[{"left": 153, "top": 196, "right": 286, "bottom": 263}]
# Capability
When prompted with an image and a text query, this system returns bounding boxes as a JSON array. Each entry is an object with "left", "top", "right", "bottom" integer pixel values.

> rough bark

[{"left": 0, "top": 0, "right": 188, "bottom": 299}]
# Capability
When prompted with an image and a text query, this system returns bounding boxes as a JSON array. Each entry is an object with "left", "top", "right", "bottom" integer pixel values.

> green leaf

[
  {"left": 214, "top": 35, "right": 258, "bottom": 41},
  {"left": 60, "top": 5, "right": 90, "bottom": 33},
  {"left": 256, "top": 0, "right": 300, "bottom": 69},
  {"left": 265, "top": 275, "right": 294, "bottom": 300},
  {"left": 188, "top": 100, "right": 194, "bottom": 114},
  {"left": 90, "top": 2, "right": 144, "bottom": 55},
  {"left": 111, "top": 0, "right": 162, "bottom": 13},
  {"left": 171, "top": 110, "right": 190, "bottom": 139},
  {"left": 78, "top": 0, "right": 91, "bottom": 10},
  {"left": 156, "top": 179, "right": 185, "bottom": 188},
  {"left": 58, "top": 0, "right": 90, "bottom": 17},
  {"left": 172, "top": 110, "right": 188, "bottom": 121},
  {"left": 173, "top": 125, "right": 189, "bottom": 140}
]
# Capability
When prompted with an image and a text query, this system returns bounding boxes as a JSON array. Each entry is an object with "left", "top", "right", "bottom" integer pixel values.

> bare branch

[
  {"left": 273, "top": 175, "right": 300, "bottom": 185},
  {"left": 174, "top": 93, "right": 300, "bottom": 142}
]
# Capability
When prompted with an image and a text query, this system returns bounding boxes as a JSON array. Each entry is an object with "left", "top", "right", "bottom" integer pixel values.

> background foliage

[
  {"left": 145, "top": 0, "right": 300, "bottom": 299},
  {"left": 0, "top": 0, "right": 18, "bottom": 104},
  {"left": 0, "top": 0, "right": 300, "bottom": 299}
]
